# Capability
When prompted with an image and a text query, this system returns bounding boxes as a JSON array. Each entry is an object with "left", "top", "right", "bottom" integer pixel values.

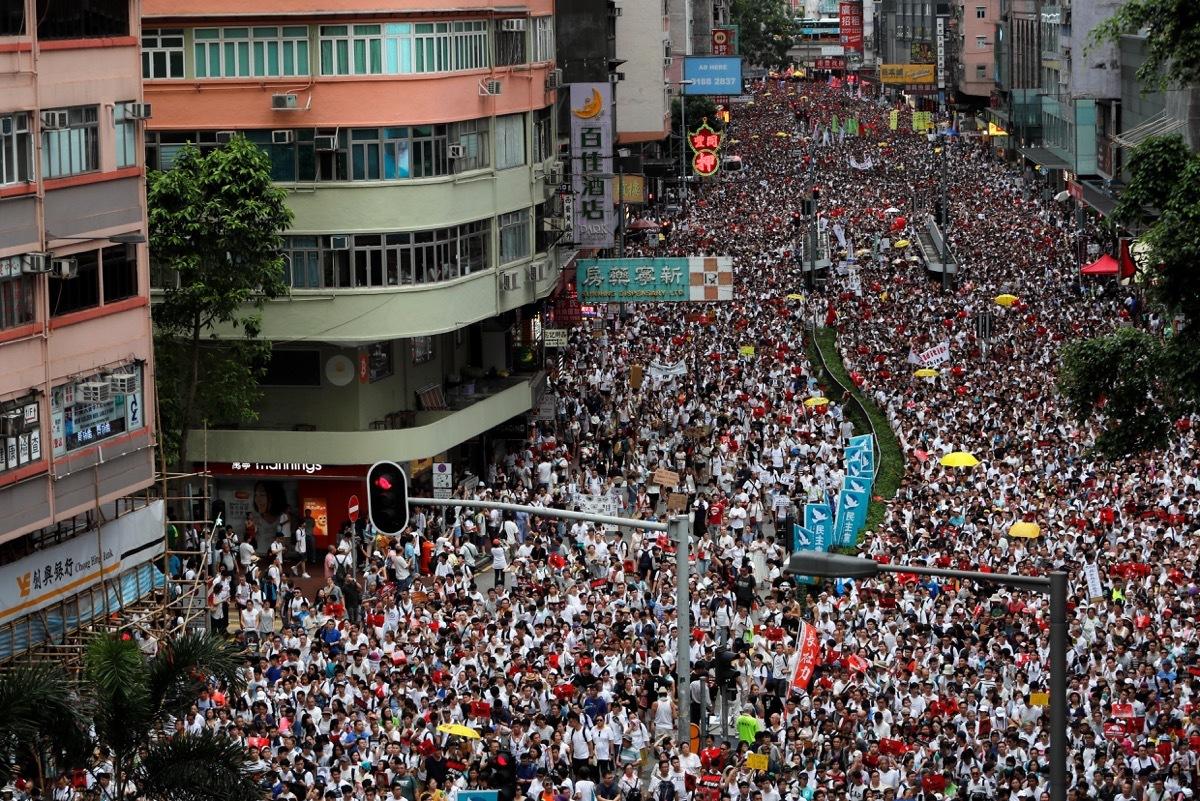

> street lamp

[
  {"left": 666, "top": 79, "right": 695, "bottom": 207},
  {"left": 787, "top": 551, "right": 1069, "bottom": 801}
]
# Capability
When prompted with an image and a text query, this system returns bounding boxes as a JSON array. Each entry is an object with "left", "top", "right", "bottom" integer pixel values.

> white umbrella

[
  {"left": 1053, "top": 189, "right": 1071, "bottom": 202},
  {"left": 884, "top": 207, "right": 901, "bottom": 214}
]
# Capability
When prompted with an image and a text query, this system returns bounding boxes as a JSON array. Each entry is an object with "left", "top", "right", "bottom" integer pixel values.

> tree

[
  {"left": 731, "top": 0, "right": 797, "bottom": 69},
  {"left": 0, "top": 633, "right": 260, "bottom": 801},
  {"left": 148, "top": 136, "right": 293, "bottom": 469},
  {"left": 1090, "top": 0, "right": 1200, "bottom": 90},
  {"left": 1057, "top": 135, "right": 1200, "bottom": 457}
]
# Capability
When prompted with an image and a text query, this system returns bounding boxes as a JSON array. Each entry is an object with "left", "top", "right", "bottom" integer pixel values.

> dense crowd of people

[{"left": 155, "top": 78, "right": 1200, "bottom": 801}]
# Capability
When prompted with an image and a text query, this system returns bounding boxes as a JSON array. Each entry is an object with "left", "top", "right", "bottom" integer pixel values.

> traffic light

[{"left": 367, "top": 460, "right": 409, "bottom": 535}]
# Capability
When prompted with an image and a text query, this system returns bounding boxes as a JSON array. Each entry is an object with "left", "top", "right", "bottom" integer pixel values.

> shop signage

[{"left": 570, "top": 83, "right": 615, "bottom": 249}]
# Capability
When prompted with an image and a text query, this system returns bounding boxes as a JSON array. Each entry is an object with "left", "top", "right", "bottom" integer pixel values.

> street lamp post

[
  {"left": 787, "top": 552, "right": 1069, "bottom": 801},
  {"left": 667, "top": 80, "right": 695, "bottom": 207}
]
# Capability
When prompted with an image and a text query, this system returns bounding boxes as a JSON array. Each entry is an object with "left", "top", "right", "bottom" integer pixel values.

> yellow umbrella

[
  {"left": 437, "top": 723, "right": 481, "bottom": 739},
  {"left": 856, "top": 248, "right": 871, "bottom": 256},
  {"left": 803, "top": 397, "right": 830, "bottom": 407},
  {"left": 939, "top": 451, "right": 980, "bottom": 468},
  {"left": 994, "top": 294, "right": 1019, "bottom": 307},
  {"left": 894, "top": 239, "right": 911, "bottom": 249},
  {"left": 1008, "top": 521, "right": 1041, "bottom": 539},
  {"left": 775, "top": 131, "right": 790, "bottom": 137},
  {"left": 786, "top": 293, "right": 805, "bottom": 300},
  {"left": 914, "top": 368, "right": 939, "bottom": 378}
]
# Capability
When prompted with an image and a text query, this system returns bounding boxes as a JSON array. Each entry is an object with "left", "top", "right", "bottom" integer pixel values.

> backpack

[{"left": 655, "top": 779, "right": 675, "bottom": 801}]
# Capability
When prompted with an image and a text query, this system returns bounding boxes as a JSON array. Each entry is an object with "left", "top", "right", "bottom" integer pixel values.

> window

[
  {"left": 283, "top": 221, "right": 490, "bottom": 290},
  {"left": 252, "top": 26, "right": 311, "bottom": 76},
  {"left": 495, "top": 114, "right": 525, "bottom": 170},
  {"left": 976, "top": 35, "right": 987, "bottom": 48},
  {"left": 0, "top": 256, "right": 35, "bottom": 331},
  {"left": 411, "top": 336, "right": 434, "bottom": 365},
  {"left": 0, "top": 394, "right": 43, "bottom": 475},
  {"left": 533, "top": 16, "right": 554, "bottom": 62},
  {"left": 976, "top": 5, "right": 986, "bottom": 18},
  {"left": 142, "top": 28, "right": 185, "bottom": 78},
  {"left": 194, "top": 28, "right": 250, "bottom": 77},
  {"left": 0, "top": 112, "right": 32, "bottom": 186},
  {"left": 494, "top": 22, "right": 526, "bottom": 67},
  {"left": 41, "top": 106, "right": 99, "bottom": 179},
  {"left": 51, "top": 365, "right": 146, "bottom": 456},
  {"left": 532, "top": 106, "right": 553, "bottom": 163},
  {"left": 351, "top": 128, "right": 410, "bottom": 180},
  {"left": 410, "top": 125, "right": 448, "bottom": 177},
  {"left": 0, "top": 0, "right": 23, "bottom": 36},
  {"left": 452, "top": 21, "right": 489, "bottom": 70},
  {"left": 101, "top": 244, "right": 138, "bottom": 303},
  {"left": 261, "top": 349, "right": 321, "bottom": 386},
  {"left": 414, "top": 22, "right": 451, "bottom": 72},
  {"left": 283, "top": 237, "right": 321, "bottom": 288},
  {"left": 321, "top": 20, "right": 488, "bottom": 75},
  {"left": 319, "top": 25, "right": 382, "bottom": 75},
  {"left": 35, "top": 0, "right": 128, "bottom": 39},
  {"left": 144, "top": 130, "right": 224, "bottom": 171},
  {"left": 451, "top": 118, "right": 489, "bottom": 172},
  {"left": 498, "top": 209, "right": 530, "bottom": 264},
  {"left": 976, "top": 64, "right": 987, "bottom": 79},
  {"left": 114, "top": 102, "right": 137, "bottom": 169},
  {"left": 50, "top": 250, "right": 99, "bottom": 316}
]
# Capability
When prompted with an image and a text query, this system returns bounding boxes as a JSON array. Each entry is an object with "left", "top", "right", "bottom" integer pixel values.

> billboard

[
  {"left": 910, "top": 41, "right": 935, "bottom": 64},
  {"left": 838, "top": 0, "right": 864, "bottom": 52},
  {"left": 880, "top": 64, "right": 936, "bottom": 84},
  {"left": 683, "top": 57, "right": 744, "bottom": 95},
  {"left": 711, "top": 27, "right": 737, "bottom": 56},
  {"left": 569, "top": 83, "right": 615, "bottom": 249},
  {"left": 577, "top": 256, "right": 734, "bottom": 303}
]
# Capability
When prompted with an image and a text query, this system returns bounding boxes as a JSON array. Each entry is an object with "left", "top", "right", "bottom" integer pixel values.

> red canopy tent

[{"left": 1081, "top": 254, "right": 1119, "bottom": 275}]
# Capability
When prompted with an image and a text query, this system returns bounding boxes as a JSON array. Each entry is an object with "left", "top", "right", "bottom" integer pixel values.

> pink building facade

[
  {"left": 956, "top": 0, "right": 999, "bottom": 100},
  {"left": 0, "top": 0, "right": 157, "bottom": 545}
]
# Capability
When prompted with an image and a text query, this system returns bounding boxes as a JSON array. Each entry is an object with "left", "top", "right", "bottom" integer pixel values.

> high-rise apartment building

[
  {"left": 141, "top": 0, "right": 563, "bottom": 550},
  {"left": 0, "top": 0, "right": 160, "bottom": 659}
]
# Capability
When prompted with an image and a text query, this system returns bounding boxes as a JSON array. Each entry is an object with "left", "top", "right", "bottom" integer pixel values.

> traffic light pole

[{"left": 409, "top": 496, "right": 694, "bottom": 747}]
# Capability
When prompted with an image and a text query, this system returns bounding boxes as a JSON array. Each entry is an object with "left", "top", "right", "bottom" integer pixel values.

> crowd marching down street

[{"left": 192, "top": 78, "right": 1200, "bottom": 801}]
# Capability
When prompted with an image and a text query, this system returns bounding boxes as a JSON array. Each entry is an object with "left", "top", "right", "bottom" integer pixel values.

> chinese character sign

[
  {"left": 711, "top": 28, "right": 736, "bottom": 56},
  {"left": 577, "top": 257, "right": 734, "bottom": 303},
  {"left": 570, "top": 83, "right": 615, "bottom": 249},
  {"left": 838, "top": 0, "right": 864, "bottom": 52},
  {"left": 689, "top": 120, "right": 722, "bottom": 178}
]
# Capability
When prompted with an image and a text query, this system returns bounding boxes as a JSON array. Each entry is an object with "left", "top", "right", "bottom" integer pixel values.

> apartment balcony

[{"left": 185, "top": 372, "right": 541, "bottom": 465}]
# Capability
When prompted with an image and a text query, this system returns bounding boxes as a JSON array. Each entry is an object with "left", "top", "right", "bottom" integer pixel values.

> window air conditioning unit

[
  {"left": 272, "top": 93, "right": 299, "bottom": 110},
  {"left": 109, "top": 372, "right": 140, "bottom": 395},
  {"left": 125, "top": 102, "right": 153, "bottom": 120},
  {"left": 21, "top": 253, "right": 51, "bottom": 274},
  {"left": 314, "top": 134, "right": 339, "bottom": 151},
  {"left": 500, "top": 272, "right": 521, "bottom": 292},
  {"left": 50, "top": 258, "right": 78, "bottom": 280},
  {"left": 328, "top": 235, "right": 351, "bottom": 250},
  {"left": 500, "top": 18, "right": 527, "bottom": 32},
  {"left": 41, "top": 110, "right": 69, "bottom": 130},
  {"left": 546, "top": 68, "right": 563, "bottom": 90},
  {"left": 480, "top": 79, "right": 503, "bottom": 96},
  {"left": 609, "top": 3, "right": 623, "bottom": 16},
  {"left": 78, "top": 380, "right": 111, "bottom": 404},
  {"left": 215, "top": 130, "right": 236, "bottom": 144},
  {"left": 272, "top": 130, "right": 294, "bottom": 144},
  {"left": 663, "top": 57, "right": 673, "bottom": 68},
  {"left": 0, "top": 412, "right": 21, "bottom": 438},
  {"left": 544, "top": 161, "right": 564, "bottom": 184},
  {"left": 447, "top": 143, "right": 466, "bottom": 159}
]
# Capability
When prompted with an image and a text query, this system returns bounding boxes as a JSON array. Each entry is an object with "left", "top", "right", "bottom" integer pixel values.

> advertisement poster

[
  {"left": 838, "top": 0, "right": 864, "bottom": 52},
  {"left": 569, "top": 83, "right": 615, "bottom": 249}
]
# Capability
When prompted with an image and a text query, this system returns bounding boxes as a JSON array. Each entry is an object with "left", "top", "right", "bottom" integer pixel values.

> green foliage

[
  {"left": 1114, "top": 135, "right": 1193, "bottom": 229},
  {"left": 731, "top": 0, "right": 798, "bottom": 68},
  {"left": 0, "top": 663, "right": 89, "bottom": 786},
  {"left": 0, "top": 633, "right": 255, "bottom": 800},
  {"left": 1090, "top": 0, "right": 1200, "bottom": 90},
  {"left": 148, "top": 136, "right": 293, "bottom": 468},
  {"left": 671, "top": 96, "right": 722, "bottom": 136},
  {"left": 1057, "top": 328, "right": 1174, "bottom": 457}
]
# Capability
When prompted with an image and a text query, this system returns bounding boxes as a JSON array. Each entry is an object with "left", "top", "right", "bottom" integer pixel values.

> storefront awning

[{"left": 1018, "top": 146, "right": 1070, "bottom": 170}]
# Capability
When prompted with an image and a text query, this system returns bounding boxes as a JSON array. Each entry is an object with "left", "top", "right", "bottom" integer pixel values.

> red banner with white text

[{"left": 790, "top": 621, "right": 821, "bottom": 693}]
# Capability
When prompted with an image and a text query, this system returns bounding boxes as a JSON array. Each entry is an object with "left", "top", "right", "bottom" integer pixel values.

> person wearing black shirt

[
  {"left": 733, "top": 565, "right": 757, "bottom": 610},
  {"left": 597, "top": 771, "right": 621, "bottom": 801}
]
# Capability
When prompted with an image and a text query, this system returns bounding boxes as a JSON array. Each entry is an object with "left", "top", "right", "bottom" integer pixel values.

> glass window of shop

[{"left": 0, "top": 394, "right": 43, "bottom": 475}]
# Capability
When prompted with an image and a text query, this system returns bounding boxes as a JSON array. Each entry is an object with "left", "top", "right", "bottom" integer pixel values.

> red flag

[
  {"left": 790, "top": 621, "right": 821, "bottom": 693},
  {"left": 1119, "top": 239, "right": 1137, "bottom": 279}
]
